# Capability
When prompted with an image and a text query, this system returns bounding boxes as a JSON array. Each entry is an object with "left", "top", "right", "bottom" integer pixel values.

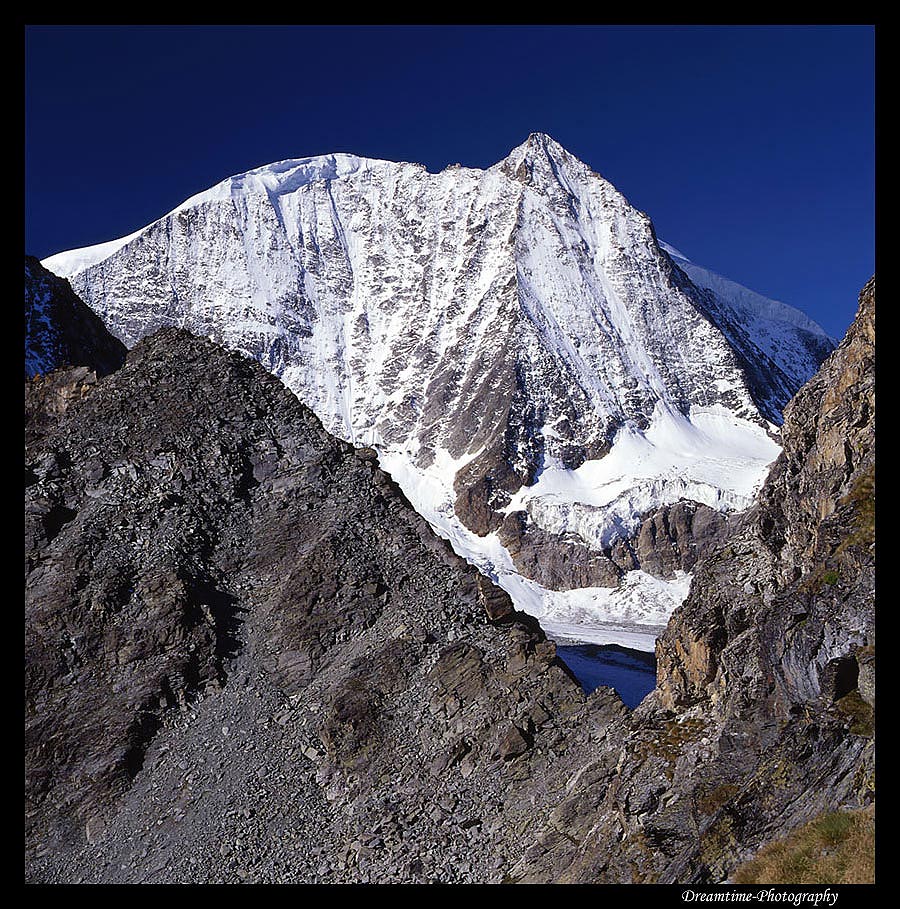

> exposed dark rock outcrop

[
  {"left": 498, "top": 500, "right": 729, "bottom": 590},
  {"left": 624, "top": 501, "right": 729, "bottom": 578},
  {"left": 498, "top": 511, "right": 622, "bottom": 589},
  {"left": 25, "top": 256, "right": 126, "bottom": 379}
]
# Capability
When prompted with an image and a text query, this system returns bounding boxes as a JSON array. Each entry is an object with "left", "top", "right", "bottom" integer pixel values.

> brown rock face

[
  {"left": 657, "top": 277, "right": 875, "bottom": 713},
  {"left": 628, "top": 501, "right": 728, "bottom": 578},
  {"left": 497, "top": 511, "right": 622, "bottom": 589},
  {"left": 497, "top": 500, "right": 728, "bottom": 591},
  {"left": 26, "top": 366, "right": 103, "bottom": 446},
  {"left": 475, "top": 574, "right": 516, "bottom": 622}
]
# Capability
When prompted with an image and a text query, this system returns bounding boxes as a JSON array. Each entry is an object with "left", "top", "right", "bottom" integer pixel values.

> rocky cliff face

[
  {"left": 25, "top": 278, "right": 872, "bottom": 884},
  {"left": 510, "top": 278, "right": 875, "bottom": 882},
  {"left": 656, "top": 277, "right": 875, "bottom": 717},
  {"left": 25, "top": 256, "right": 126, "bottom": 379},
  {"left": 40, "top": 135, "right": 832, "bottom": 637}
]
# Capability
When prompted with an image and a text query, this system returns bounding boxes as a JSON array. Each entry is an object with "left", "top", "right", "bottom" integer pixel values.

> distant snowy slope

[
  {"left": 660, "top": 241, "right": 832, "bottom": 339},
  {"left": 660, "top": 240, "right": 835, "bottom": 418},
  {"left": 42, "top": 135, "right": 833, "bottom": 645}
]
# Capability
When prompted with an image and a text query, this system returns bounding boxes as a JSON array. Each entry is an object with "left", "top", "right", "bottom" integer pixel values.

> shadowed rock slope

[
  {"left": 25, "top": 327, "right": 606, "bottom": 883},
  {"left": 25, "top": 255, "right": 126, "bottom": 379}
]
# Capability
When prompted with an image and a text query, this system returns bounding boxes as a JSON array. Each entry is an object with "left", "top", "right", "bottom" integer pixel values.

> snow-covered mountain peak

[
  {"left": 501, "top": 131, "right": 587, "bottom": 170},
  {"left": 38, "top": 137, "right": 836, "bottom": 646},
  {"left": 493, "top": 132, "right": 617, "bottom": 199},
  {"left": 500, "top": 131, "right": 573, "bottom": 165}
]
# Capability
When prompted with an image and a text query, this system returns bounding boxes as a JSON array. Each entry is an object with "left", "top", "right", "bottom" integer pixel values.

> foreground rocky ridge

[
  {"left": 25, "top": 279, "right": 873, "bottom": 883},
  {"left": 25, "top": 327, "right": 605, "bottom": 883}
]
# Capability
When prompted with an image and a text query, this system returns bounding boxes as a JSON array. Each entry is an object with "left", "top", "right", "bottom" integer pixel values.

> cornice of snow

[
  {"left": 659, "top": 240, "right": 691, "bottom": 263},
  {"left": 43, "top": 152, "right": 377, "bottom": 278}
]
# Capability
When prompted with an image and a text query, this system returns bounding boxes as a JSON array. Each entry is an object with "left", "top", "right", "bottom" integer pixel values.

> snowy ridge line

[
  {"left": 43, "top": 153, "right": 373, "bottom": 279},
  {"left": 660, "top": 240, "right": 833, "bottom": 340}
]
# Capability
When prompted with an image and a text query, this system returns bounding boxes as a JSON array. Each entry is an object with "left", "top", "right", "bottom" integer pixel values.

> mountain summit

[{"left": 41, "top": 136, "right": 834, "bottom": 642}]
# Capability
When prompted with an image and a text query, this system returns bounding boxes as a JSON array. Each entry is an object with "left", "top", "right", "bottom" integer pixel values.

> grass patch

[
  {"left": 801, "top": 467, "right": 874, "bottom": 594},
  {"left": 732, "top": 806, "right": 874, "bottom": 884},
  {"left": 626, "top": 831, "right": 659, "bottom": 883},
  {"left": 829, "top": 467, "right": 875, "bottom": 559},
  {"left": 843, "top": 468, "right": 875, "bottom": 548},
  {"left": 835, "top": 689, "right": 874, "bottom": 737},
  {"left": 699, "top": 813, "right": 738, "bottom": 870},
  {"left": 800, "top": 564, "right": 842, "bottom": 595}
]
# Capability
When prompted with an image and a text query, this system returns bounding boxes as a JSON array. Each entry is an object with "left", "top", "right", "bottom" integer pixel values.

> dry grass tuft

[
  {"left": 732, "top": 806, "right": 874, "bottom": 884},
  {"left": 835, "top": 690, "right": 875, "bottom": 737}
]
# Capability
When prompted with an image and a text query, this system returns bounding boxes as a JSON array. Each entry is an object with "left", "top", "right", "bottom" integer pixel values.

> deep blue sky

[{"left": 25, "top": 25, "right": 874, "bottom": 338}]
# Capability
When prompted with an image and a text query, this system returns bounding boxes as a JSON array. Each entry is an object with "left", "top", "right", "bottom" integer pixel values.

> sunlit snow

[
  {"left": 505, "top": 402, "right": 780, "bottom": 549},
  {"left": 39, "top": 136, "right": 831, "bottom": 649}
]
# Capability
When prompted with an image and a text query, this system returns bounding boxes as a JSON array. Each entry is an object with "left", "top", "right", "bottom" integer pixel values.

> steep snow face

[
  {"left": 42, "top": 134, "right": 832, "bottom": 644},
  {"left": 44, "top": 136, "right": 771, "bottom": 447}
]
